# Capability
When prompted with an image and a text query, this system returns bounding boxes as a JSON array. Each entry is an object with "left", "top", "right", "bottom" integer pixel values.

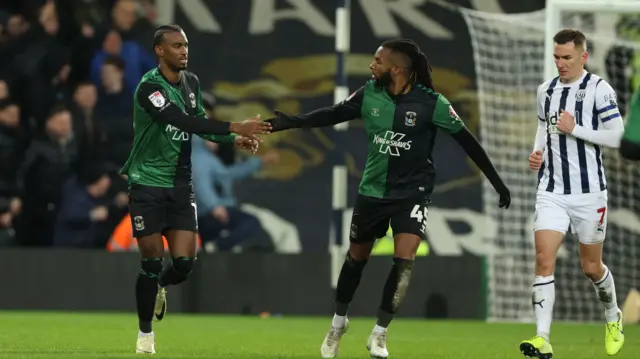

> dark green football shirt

[
  {"left": 120, "top": 68, "right": 235, "bottom": 187},
  {"left": 274, "top": 80, "right": 465, "bottom": 199}
]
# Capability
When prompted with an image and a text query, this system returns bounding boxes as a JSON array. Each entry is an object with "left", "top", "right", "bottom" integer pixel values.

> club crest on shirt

[
  {"left": 575, "top": 89, "right": 586, "bottom": 102},
  {"left": 405, "top": 111, "right": 417, "bottom": 126}
]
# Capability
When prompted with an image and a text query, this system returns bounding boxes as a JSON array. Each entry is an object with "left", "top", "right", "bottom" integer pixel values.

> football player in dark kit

[
  {"left": 121, "top": 24, "right": 271, "bottom": 354},
  {"left": 267, "top": 38, "right": 511, "bottom": 358}
]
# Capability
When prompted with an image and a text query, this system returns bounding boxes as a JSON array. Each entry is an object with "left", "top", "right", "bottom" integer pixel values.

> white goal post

[{"left": 460, "top": 0, "right": 640, "bottom": 322}]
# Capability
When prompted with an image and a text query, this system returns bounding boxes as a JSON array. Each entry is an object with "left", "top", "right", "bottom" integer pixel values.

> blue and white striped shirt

[{"left": 534, "top": 70, "right": 624, "bottom": 195}]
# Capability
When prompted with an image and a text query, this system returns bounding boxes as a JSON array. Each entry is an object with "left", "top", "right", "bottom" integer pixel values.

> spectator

[
  {"left": 95, "top": 54, "right": 133, "bottom": 171},
  {"left": 92, "top": 54, "right": 132, "bottom": 210},
  {"left": 192, "top": 136, "right": 279, "bottom": 251},
  {"left": 70, "top": 81, "right": 105, "bottom": 163},
  {"left": 20, "top": 3, "right": 74, "bottom": 127},
  {"left": 89, "top": 29, "right": 155, "bottom": 93},
  {"left": 110, "top": 0, "right": 152, "bottom": 44},
  {"left": 0, "top": 196, "right": 16, "bottom": 246},
  {"left": 0, "top": 13, "right": 33, "bottom": 83},
  {"left": 0, "top": 100, "right": 25, "bottom": 209},
  {"left": 53, "top": 165, "right": 112, "bottom": 248},
  {"left": 71, "top": 81, "right": 98, "bottom": 134},
  {"left": 96, "top": 55, "right": 132, "bottom": 119},
  {"left": 0, "top": 0, "right": 161, "bottom": 248},
  {"left": 16, "top": 105, "right": 80, "bottom": 246}
]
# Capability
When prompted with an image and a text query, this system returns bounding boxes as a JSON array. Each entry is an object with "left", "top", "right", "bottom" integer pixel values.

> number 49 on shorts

[{"left": 410, "top": 204, "right": 428, "bottom": 233}]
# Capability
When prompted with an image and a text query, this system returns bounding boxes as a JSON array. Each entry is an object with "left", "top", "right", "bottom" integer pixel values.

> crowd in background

[{"left": 0, "top": 0, "right": 278, "bottom": 251}]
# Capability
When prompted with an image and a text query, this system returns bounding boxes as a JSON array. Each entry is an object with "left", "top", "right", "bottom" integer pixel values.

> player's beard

[
  {"left": 170, "top": 59, "right": 187, "bottom": 72},
  {"left": 374, "top": 70, "right": 393, "bottom": 89}
]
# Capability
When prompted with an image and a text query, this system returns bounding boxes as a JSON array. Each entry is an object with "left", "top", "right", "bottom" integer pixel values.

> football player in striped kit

[{"left": 521, "top": 28, "right": 625, "bottom": 358}]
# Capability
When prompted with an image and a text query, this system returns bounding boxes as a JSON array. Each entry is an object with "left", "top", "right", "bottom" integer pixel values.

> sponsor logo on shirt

[{"left": 373, "top": 131, "right": 412, "bottom": 156}]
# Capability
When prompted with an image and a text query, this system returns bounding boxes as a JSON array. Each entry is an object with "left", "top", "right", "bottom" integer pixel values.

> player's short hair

[
  {"left": 153, "top": 24, "right": 183, "bottom": 47},
  {"left": 553, "top": 28, "right": 587, "bottom": 51},
  {"left": 381, "top": 38, "right": 434, "bottom": 90}
]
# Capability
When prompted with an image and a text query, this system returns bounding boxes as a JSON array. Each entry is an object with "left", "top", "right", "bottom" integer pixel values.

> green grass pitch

[{"left": 0, "top": 311, "right": 635, "bottom": 358}]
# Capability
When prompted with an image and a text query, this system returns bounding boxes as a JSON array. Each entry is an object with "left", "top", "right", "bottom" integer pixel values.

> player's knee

[
  {"left": 393, "top": 233, "right": 421, "bottom": 259},
  {"left": 140, "top": 258, "right": 163, "bottom": 278},
  {"left": 171, "top": 256, "right": 196, "bottom": 276},
  {"left": 345, "top": 250, "right": 368, "bottom": 271},
  {"left": 534, "top": 250, "right": 556, "bottom": 275},
  {"left": 581, "top": 258, "right": 604, "bottom": 281}
]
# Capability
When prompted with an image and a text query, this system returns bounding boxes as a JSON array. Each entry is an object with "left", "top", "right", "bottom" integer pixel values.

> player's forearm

[
  {"left": 199, "top": 133, "right": 236, "bottom": 143},
  {"left": 270, "top": 106, "right": 354, "bottom": 132},
  {"left": 153, "top": 104, "right": 231, "bottom": 134},
  {"left": 571, "top": 125, "right": 623, "bottom": 148},
  {"left": 451, "top": 128, "right": 508, "bottom": 192},
  {"left": 533, "top": 120, "right": 547, "bottom": 151}
]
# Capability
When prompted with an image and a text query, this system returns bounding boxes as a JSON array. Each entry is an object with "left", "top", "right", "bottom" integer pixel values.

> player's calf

[
  {"left": 376, "top": 257, "right": 414, "bottom": 329},
  {"left": 137, "top": 258, "right": 163, "bottom": 334},
  {"left": 579, "top": 242, "right": 621, "bottom": 323},
  {"left": 319, "top": 250, "right": 368, "bottom": 358},
  {"left": 369, "top": 256, "right": 413, "bottom": 358},
  {"left": 530, "top": 229, "right": 563, "bottom": 343},
  {"left": 583, "top": 260, "right": 624, "bottom": 354},
  {"left": 333, "top": 251, "right": 368, "bottom": 326}
]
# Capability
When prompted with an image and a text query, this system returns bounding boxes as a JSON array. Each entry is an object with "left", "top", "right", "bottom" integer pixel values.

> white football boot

[
  {"left": 135, "top": 332, "right": 156, "bottom": 354},
  {"left": 320, "top": 319, "right": 349, "bottom": 358}
]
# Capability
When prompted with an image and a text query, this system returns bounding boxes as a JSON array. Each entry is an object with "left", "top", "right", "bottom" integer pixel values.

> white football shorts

[{"left": 534, "top": 189, "right": 608, "bottom": 244}]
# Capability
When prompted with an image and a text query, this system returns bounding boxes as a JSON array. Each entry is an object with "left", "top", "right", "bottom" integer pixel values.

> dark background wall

[{"left": 0, "top": 250, "right": 485, "bottom": 318}]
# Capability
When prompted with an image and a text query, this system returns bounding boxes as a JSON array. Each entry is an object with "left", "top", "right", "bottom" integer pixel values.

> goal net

[{"left": 460, "top": 1, "right": 640, "bottom": 322}]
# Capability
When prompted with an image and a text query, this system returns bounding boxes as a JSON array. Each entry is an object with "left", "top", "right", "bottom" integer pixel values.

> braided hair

[{"left": 381, "top": 38, "right": 434, "bottom": 90}]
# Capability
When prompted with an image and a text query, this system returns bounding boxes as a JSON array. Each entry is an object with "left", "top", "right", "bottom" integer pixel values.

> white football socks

[
  {"left": 372, "top": 324, "right": 387, "bottom": 334},
  {"left": 533, "top": 275, "right": 555, "bottom": 342},
  {"left": 332, "top": 314, "right": 346, "bottom": 329},
  {"left": 591, "top": 265, "right": 620, "bottom": 323}
]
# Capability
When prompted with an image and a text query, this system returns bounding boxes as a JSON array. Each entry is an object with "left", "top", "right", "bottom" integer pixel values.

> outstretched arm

[
  {"left": 267, "top": 87, "right": 364, "bottom": 132},
  {"left": 433, "top": 94, "right": 510, "bottom": 208}
]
